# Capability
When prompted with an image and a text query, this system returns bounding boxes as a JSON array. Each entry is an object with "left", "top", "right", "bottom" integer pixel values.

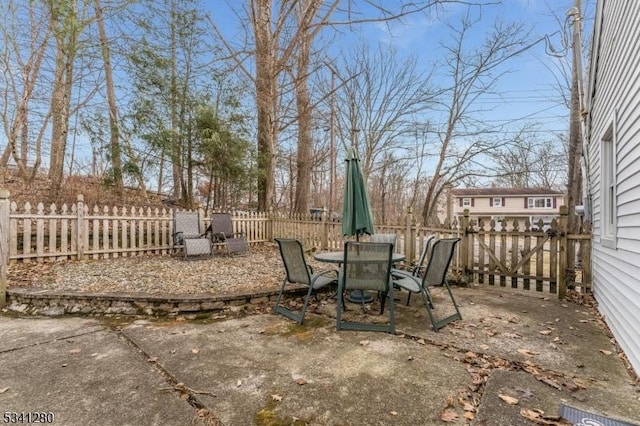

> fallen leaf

[
  {"left": 69, "top": 348, "right": 81, "bottom": 354},
  {"left": 147, "top": 356, "right": 158, "bottom": 362},
  {"left": 295, "top": 378, "right": 307, "bottom": 385},
  {"left": 417, "top": 338, "right": 426, "bottom": 345},
  {"left": 517, "top": 349, "right": 538, "bottom": 357},
  {"left": 236, "top": 380, "right": 242, "bottom": 387},
  {"left": 498, "top": 394, "right": 519, "bottom": 405},
  {"left": 271, "top": 394, "right": 283, "bottom": 402},
  {"left": 191, "top": 348, "right": 200, "bottom": 354},
  {"left": 439, "top": 409, "right": 458, "bottom": 422},
  {"left": 539, "top": 330, "right": 552, "bottom": 335},
  {"left": 407, "top": 356, "right": 414, "bottom": 361},
  {"left": 463, "top": 403, "right": 475, "bottom": 412},
  {"left": 553, "top": 337, "right": 561, "bottom": 342},
  {"left": 600, "top": 350, "right": 612, "bottom": 355},
  {"left": 537, "top": 376, "right": 562, "bottom": 390},
  {"left": 90, "top": 353, "right": 98, "bottom": 357},
  {"left": 359, "top": 340, "right": 370, "bottom": 346},
  {"left": 389, "top": 411, "right": 398, "bottom": 416},
  {"left": 463, "top": 412, "right": 475, "bottom": 420},
  {"left": 0, "top": 387, "right": 8, "bottom": 394}
]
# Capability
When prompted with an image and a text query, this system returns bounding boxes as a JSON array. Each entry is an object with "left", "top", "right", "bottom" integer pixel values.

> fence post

[
  {"left": 267, "top": 207, "right": 274, "bottom": 242},
  {"left": 321, "top": 208, "right": 328, "bottom": 250},
  {"left": 405, "top": 206, "right": 413, "bottom": 262},
  {"left": 461, "top": 209, "right": 471, "bottom": 284},
  {"left": 558, "top": 205, "right": 568, "bottom": 299},
  {"left": 0, "top": 189, "right": 9, "bottom": 306},
  {"left": 76, "top": 194, "right": 85, "bottom": 260}
]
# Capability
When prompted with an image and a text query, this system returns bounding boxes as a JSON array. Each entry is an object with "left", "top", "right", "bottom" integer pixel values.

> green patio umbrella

[
  {"left": 342, "top": 147, "right": 375, "bottom": 239},
  {"left": 342, "top": 147, "right": 375, "bottom": 303}
]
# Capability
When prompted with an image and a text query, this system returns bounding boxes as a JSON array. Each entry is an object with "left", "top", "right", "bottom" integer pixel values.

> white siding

[{"left": 587, "top": 1, "right": 640, "bottom": 375}]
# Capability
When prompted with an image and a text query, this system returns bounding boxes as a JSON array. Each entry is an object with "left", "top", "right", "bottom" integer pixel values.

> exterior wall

[
  {"left": 587, "top": 1, "right": 640, "bottom": 375},
  {"left": 452, "top": 195, "right": 562, "bottom": 219}
]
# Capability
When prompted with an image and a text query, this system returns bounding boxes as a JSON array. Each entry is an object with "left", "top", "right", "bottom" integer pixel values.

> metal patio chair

[
  {"left": 172, "top": 211, "right": 212, "bottom": 258},
  {"left": 392, "top": 235, "right": 435, "bottom": 305},
  {"left": 337, "top": 241, "right": 395, "bottom": 334},
  {"left": 370, "top": 233, "right": 397, "bottom": 247},
  {"left": 209, "top": 213, "right": 249, "bottom": 254},
  {"left": 391, "top": 238, "right": 462, "bottom": 331},
  {"left": 274, "top": 239, "right": 339, "bottom": 324}
]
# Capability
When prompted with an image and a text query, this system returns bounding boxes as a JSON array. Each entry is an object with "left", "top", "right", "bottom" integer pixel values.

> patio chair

[
  {"left": 209, "top": 213, "right": 249, "bottom": 254},
  {"left": 391, "top": 238, "right": 462, "bottom": 331},
  {"left": 173, "top": 211, "right": 212, "bottom": 258},
  {"left": 392, "top": 235, "right": 435, "bottom": 305},
  {"left": 337, "top": 242, "right": 395, "bottom": 334},
  {"left": 370, "top": 233, "right": 397, "bottom": 247},
  {"left": 274, "top": 238, "right": 339, "bottom": 324}
]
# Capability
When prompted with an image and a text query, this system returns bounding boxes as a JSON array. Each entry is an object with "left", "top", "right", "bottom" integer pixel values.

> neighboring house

[
  {"left": 584, "top": 1, "right": 640, "bottom": 374},
  {"left": 449, "top": 188, "right": 565, "bottom": 230}
]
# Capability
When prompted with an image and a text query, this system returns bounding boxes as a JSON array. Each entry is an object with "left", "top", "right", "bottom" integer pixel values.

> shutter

[
  {"left": 524, "top": 197, "right": 528, "bottom": 208},
  {"left": 471, "top": 198, "right": 475, "bottom": 207},
  {"left": 490, "top": 197, "right": 493, "bottom": 208},
  {"left": 459, "top": 198, "right": 463, "bottom": 207},
  {"left": 553, "top": 197, "right": 557, "bottom": 208},
  {"left": 502, "top": 197, "right": 506, "bottom": 207}
]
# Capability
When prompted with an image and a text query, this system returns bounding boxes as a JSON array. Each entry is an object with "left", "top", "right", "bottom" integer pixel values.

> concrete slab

[
  {"left": 0, "top": 317, "right": 198, "bottom": 426},
  {"left": 0, "top": 316, "right": 103, "bottom": 352},
  {"left": 122, "top": 315, "right": 471, "bottom": 425}
]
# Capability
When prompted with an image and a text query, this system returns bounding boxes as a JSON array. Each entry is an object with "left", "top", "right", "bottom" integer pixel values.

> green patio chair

[
  {"left": 209, "top": 213, "right": 249, "bottom": 254},
  {"left": 274, "top": 238, "right": 339, "bottom": 324},
  {"left": 370, "top": 233, "right": 397, "bottom": 247},
  {"left": 391, "top": 238, "right": 462, "bottom": 331},
  {"left": 172, "top": 211, "right": 212, "bottom": 258},
  {"left": 337, "top": 241, "right": 395, "bottom": 334},
  {"left": 392, "top": 235, "right": 436, "bottom": 305}
]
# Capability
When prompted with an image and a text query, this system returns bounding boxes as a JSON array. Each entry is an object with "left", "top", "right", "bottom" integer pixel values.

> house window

[
  {"left": 601, "top": 121, "right": 617, "bottom": 248},
  {"left": 527, "top": 197, "right": 552, "bottom": 209},
  {"left": 493, "top": 197, "right": 502, "bottom": 207},
  {"left": 462, "top": 198, "right": 472, "bottom": 207}
]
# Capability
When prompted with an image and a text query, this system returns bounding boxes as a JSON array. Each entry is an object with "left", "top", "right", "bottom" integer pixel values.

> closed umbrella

[
  {"left": 342, "top": 147, "right": 375, "bottom": 239},
  {"left": 341, "top": 147, "right": 375, "bottom": 303}
]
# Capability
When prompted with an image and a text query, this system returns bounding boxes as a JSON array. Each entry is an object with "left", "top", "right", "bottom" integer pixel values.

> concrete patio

[{"left": 0, "top": 286, "right": 638, "bottom": 425}]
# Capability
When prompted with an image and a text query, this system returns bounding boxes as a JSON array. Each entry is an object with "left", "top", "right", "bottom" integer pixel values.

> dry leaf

[
  {"left": 0, "top": 387, "right": 9, "bottom": 394},
  {"left": 147, "top": 356, "right": 158, "bottom": 362},
  {"left": 69, "top": 348, "right": 81, "bottom": 354},
  {"left": 417, "top": 338, "right": 426, "bottom": 345},
  {"left": 498, "top": 394, "right": 519, "bottom": 405},
  {"left": 579, "top": 319, "right": 589, "bottom": 323},
  {"left": 463, "top": 403, "right": 475, "bottom": 412},
  {"left": 600, "top": 350, "right": 612, "bottom": 355},
  {"left": 539, "top": 330, "right": 552, "bottom": 335},
  {"left": 236, "top": 380, "right": 242, "bottom": 387},
  {"left": 295, "top": 378, "right": 307, "bottom": 385},
  {"left": 389, "top": 411, "right": 398, "bottom": 416},
  {"left": 517, "top": 348, "right": 538, "bottom": 357},
  {"left": 439, "top": 409, "right": 458, "bottom": 422},
  {"left": 191, "top": 348, "right": 200, "bottom": 354},
  {"left": 537, "top": 376, "right": 562, "bottom": 390},
  {"left": 271, "top": 394, "right": 283, "bottom": 402},
  {"left": 359, "top": 340, "right": 370, "bottom": 346},
  {"left": 180, "top": 393, "right": 189, "bottom": 400},
  {"left": 463, "top": 412, "right": 475, "bottom": 420}
]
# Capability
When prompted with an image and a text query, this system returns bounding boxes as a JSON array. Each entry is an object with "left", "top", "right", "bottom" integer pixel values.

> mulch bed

[{"left": 7, "top": 244, "right": 329, "bottom": 297}]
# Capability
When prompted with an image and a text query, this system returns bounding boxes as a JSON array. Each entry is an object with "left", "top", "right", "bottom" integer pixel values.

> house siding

[{"left": 587, "top": 0, "right": 640, "bottom": 374}]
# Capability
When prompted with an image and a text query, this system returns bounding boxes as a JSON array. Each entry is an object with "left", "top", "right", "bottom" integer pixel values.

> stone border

[{"left": 5, "top": 286, "right": 309, "bottom": 316}]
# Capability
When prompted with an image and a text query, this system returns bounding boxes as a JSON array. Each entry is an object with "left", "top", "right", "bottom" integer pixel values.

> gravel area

[{"left": 7, "top": 244, "right": 330, "bottom": 296}]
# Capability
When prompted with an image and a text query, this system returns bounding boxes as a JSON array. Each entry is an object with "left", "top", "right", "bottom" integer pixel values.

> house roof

[{"left": 450, "top": 187, "right": 564, "bottom": 197}]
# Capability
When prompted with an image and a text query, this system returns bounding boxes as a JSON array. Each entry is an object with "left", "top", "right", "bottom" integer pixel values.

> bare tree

[
  {"left": 0, "top": 1, "right": 52, "bottom": 184},
  {"left": 493, "top": 129, "right": 566, "bottom": 189},
  {"left": 94, "top": 0, "right": 124, "bottom": 193},
  {"left": 419, "top": 14, "right": 533, "bottom": 224}
]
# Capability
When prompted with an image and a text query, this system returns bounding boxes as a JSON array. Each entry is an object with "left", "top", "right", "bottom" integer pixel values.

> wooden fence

[{"left": 0, "top": 191, "right": 591, "bottom": 304}]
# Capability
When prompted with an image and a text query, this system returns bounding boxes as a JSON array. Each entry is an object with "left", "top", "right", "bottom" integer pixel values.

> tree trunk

[
  {"left": 94, "top": 0, "right": 124, "bottom": 194},
  {"left": 293, "top": 2, "right": 313, "bottom": 215},
  {"left": 253, "top": 0, "right": 275, "bottom": 212}
]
